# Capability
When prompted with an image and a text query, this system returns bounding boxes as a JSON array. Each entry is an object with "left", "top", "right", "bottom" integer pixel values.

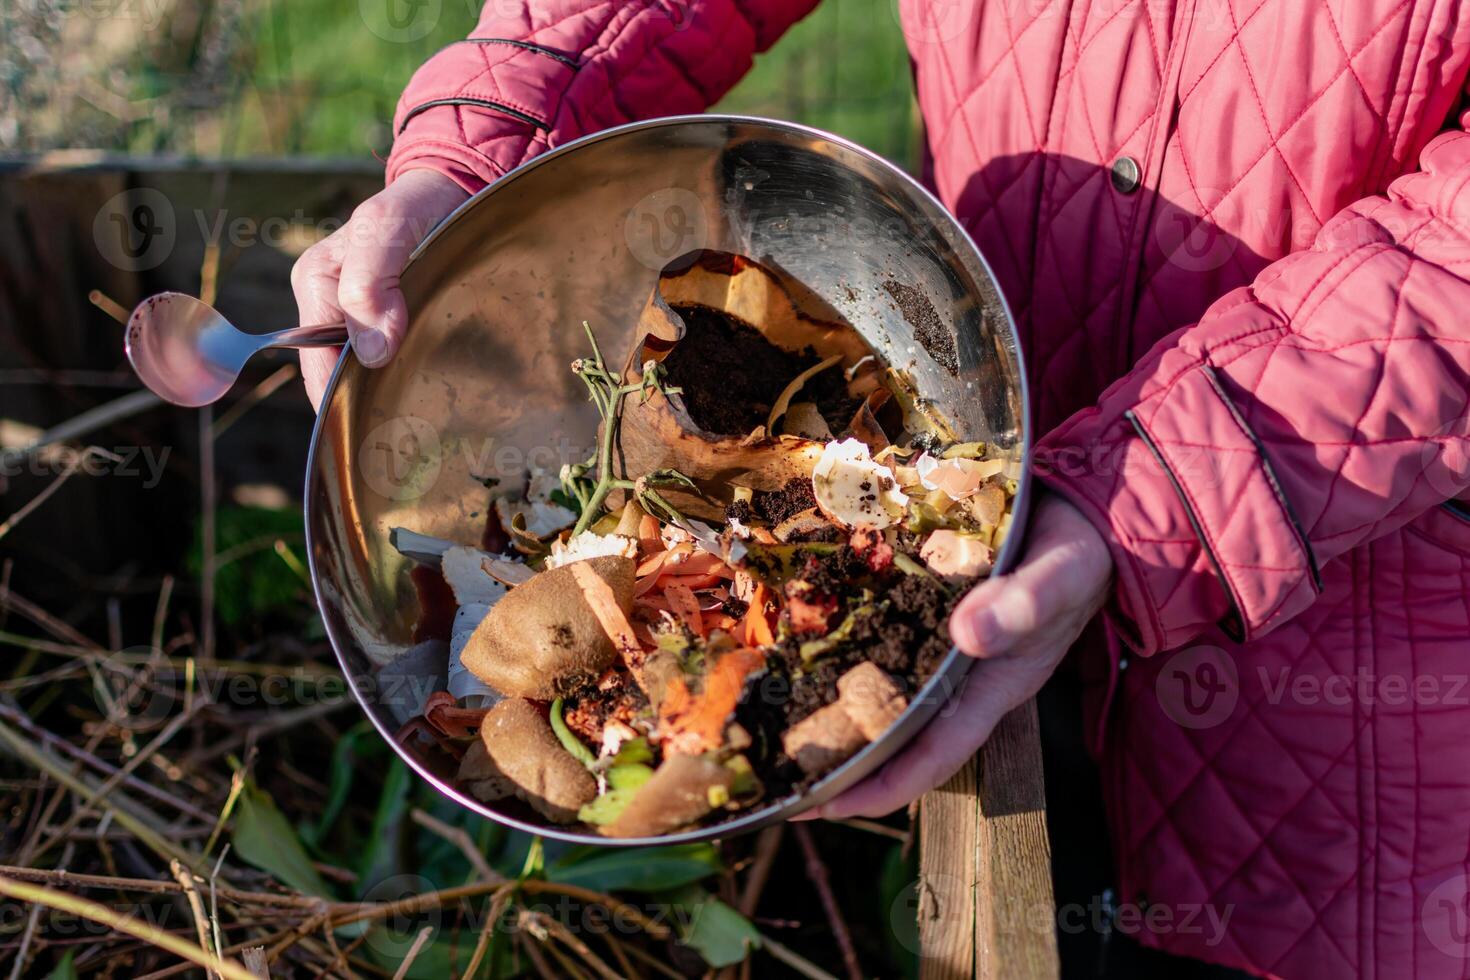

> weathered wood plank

[
  {"left": 918, "top": 756, "right": 978, "bottom": 980},
  {"left": 975, "top": 699, "right": 1058, "bottom": 980}
]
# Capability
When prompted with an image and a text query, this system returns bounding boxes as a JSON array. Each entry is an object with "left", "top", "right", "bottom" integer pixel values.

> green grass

[{"left": 184, "top": 0, "right": 916, "bottom": 168}]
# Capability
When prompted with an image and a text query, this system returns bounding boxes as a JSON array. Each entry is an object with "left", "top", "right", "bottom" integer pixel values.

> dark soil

[
  {"left": 883, "top": 279, "right": 958, "bottom": 376},
  {"left": 741, "top": 540, "right": 973, "bottom": 795},
  {"left": 724, "top": 498, "right": 754, "bottom": 525},
  {"left": 661, "top": 303, "right": 860, "bottom": 435},
  {"left": 751, "top": 478, "right": 818, "bottom": 525},
  {"left": 563, "top": 670, "right": 650, "bottom": 745}
]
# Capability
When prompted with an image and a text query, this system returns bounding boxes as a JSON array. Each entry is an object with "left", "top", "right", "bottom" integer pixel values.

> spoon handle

[{"left": 262, "top": 321, "right": 351, "bottom": 350}]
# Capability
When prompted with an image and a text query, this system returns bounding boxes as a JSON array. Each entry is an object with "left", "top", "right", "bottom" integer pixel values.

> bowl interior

[{"left": 305, "top": 116, "right": 1030, "bottom": 844}]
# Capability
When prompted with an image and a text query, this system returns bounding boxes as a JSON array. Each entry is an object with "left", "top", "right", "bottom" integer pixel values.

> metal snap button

[{"left": 1110, "top": 156, "right": 1142, "bottom": 194}]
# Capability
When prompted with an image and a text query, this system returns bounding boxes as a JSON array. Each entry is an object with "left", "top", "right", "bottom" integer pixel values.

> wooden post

[{"left": 919, "top": 698, "right": 1058, "bottom": 979}]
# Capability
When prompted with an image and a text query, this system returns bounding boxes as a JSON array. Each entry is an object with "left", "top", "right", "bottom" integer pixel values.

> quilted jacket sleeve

[
  {"left": 385, "top": 1, "right": 819, "bottom": 192},
  {"left": 1035, "top": 121, "right": 1470, "bottom": 657}
]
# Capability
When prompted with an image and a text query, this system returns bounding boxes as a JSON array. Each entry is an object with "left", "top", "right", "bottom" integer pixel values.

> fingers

[
  {"left": 336, "top": 198, "right": 419, "bottom": 367},
  {"left": 298, "top": 348, "right": 340, "bottom": 412},
  {"left": 290, "top": 234, "right": 348, "bottom": 412},
  {"left": 288, "top": 169, "right": 469, "bottom": 409}
]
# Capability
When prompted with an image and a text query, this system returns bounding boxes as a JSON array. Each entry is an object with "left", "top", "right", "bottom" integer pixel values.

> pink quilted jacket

[{"left": 386, "top": 2, "right": 1470, "bottom": 976}]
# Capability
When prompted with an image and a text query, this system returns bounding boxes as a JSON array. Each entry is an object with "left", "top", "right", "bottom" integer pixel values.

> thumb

[
  {"left": 947, "top": 494, "right": 1107, "bottom": 657},
  {"left": 949, "top": 571, "right": 1047, "bottom": 658}
]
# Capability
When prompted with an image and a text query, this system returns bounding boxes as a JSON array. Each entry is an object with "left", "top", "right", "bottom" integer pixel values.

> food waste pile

[{"left": 391, "top": 253, "right": 1016, "bottom": 837}]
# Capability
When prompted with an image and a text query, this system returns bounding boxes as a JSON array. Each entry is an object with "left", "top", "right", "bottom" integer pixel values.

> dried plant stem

[
  {"left": 620, "top": 943, "right": 686, "bottom": 980},
  {"left": 519, "top": 932, "right": 560, "bottom": 980},
  {"left": 0, "top": 584, "right": 103, "bottom": 650},
  {"left": 0, "top": 875, "right": 260, "bottom": 980},
  {"left": 410, "top": 808, "right": 503, "bottom": 884},
  {"left": 211, "top": 364, "right": 299, "bottom": 438},
  {"left": 0, "top": 865, "right": 322, "bottom": 908},
  {"left": 0, "top": 388, "right": 160, "bottom": 470},
  {"left": 739, "top": 825, "right": 785, "bottom": 916},
  {"left": 171, "top": 860, "right": 221, "bottom": 980},
  {"left": 40, "top": 701, "right": 203, "bottom": 858},
  {"left": 8, "top": 892, "right": 43, "bottom": 980},
  {"left": 758, "top": 935, "right": 842, "bottom": 980},
  {"left": 793, "top": 823, "right": 863, "bottom": 980},
  {"left": 0, "top": 718, "right": 200, "bottom": 870},
  {"left": 89, "top": 289, "right": 130, "bottom": 324},
  {"left": 390, "top": 926, "right": 434, "bottom": 980},
  {"left": 330, "top": 879, "right": 670, "bottom": 939},
  {"left": 0, "top": 703, "right": 213, "bottom": 821},
  {"left": 199, "top": 403, "right": 217, "bottom": 664},
  {"left": 600, "top": 933, "right": 640, "bottom": 980},
  {"left": 461, "top": 888, "right": 514, "bottom": 980},
  {"left": 528, "top": 911, "right": 621, "bottom": 980},
  {"left": 240, "top": 947, "right": 269, "bottom": 979},
  {"left": 0, "top": 450, "right": 90, "bottom": 541}
]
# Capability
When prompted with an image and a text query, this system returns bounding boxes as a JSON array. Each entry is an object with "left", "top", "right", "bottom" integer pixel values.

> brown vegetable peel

[
  {"left": 460, "top": 556, "right": 635, "bottom": 700},
  {"left": 459, "top": 698, "right": 597, "bottom": 824},
  {"left": 782, "top": 663, "right": 909, "bottom": 776},
  {"left": 602, "top": 753, "right": 736, "bottom": 839}
]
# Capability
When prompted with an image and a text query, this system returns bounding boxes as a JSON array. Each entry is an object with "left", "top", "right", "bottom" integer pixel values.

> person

[{"left": 292, "top": 2, "right": 1470, "bottom": 975}]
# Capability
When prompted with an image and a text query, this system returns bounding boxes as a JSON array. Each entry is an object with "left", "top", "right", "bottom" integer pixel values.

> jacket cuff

[
  {"left": 1035, "top": 364, "right": 1321, "bottom": 656},
  {"left": 386, "top": 126, "right": 547, "bottom": 194},
  {"left": 386, "top": 40, "right": 570, "bottom": 189}
]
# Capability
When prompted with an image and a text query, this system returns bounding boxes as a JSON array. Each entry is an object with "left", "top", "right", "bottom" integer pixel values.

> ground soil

[
  {"left": 750, "top": 478, "right": 818, "bottom": 525},
  {"left": 661, "top": 303, "right": 860, "bottom": 435},
  {"left": 742, "top": 541, "right": 972, "bottom": 796}
]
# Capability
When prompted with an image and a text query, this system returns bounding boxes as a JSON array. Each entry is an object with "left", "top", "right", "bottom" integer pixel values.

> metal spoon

[{"left": 125, "top": 292, "right": 349, "bottom": 407}]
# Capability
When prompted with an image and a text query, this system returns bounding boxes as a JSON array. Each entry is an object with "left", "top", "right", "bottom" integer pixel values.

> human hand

[
  {"left": 796, "top": 492, "right": 1114, "bottom": 820},
  {"left": 291, "top": 168, "right": 470, "bottom": 410}
]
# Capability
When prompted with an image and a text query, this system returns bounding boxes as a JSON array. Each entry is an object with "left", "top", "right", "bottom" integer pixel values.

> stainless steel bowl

[{"left": 305, "top": 115, "right": 1031, "bottom": 845}]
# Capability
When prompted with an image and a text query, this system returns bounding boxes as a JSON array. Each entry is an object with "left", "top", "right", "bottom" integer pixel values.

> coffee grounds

[
  {"left": 660, "top": 303, "right": 861, "bottom": 435},
  {"left": 662, "top": 304, "right": 809, "bottom": 435},
  {"left": 724, "top": 498, "right": 754, "bottom": 525},
  {"left": 752, "top": 479, "right": 818, "bottom": 525},
  {"left": 883, "top": 279, "right": 958, "bottom": 376}
]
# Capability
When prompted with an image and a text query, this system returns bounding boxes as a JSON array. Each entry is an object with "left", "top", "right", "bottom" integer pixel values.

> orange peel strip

[
  {"left": 665, "top": 583, "right": 704, "bottom": 636},
  {"left": 570, "top": 560, "right": 646, "bottom": 676},
  {"left": 658, "top": 646, "right": 766, "bottom": 755},
  {"left": 743, "top": 583, "right": 775, "bottom": 647},
  {"left": 659, "top": 573, "right": 725, "bottom": 591}
]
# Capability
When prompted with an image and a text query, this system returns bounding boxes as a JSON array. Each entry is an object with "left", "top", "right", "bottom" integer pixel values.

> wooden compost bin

[{"left": 0, "top": 155, "right": 1058, "bottom": 978}]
